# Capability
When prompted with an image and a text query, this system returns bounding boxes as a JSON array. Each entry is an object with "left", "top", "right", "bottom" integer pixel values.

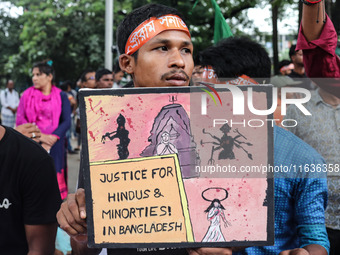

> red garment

[{"left": 297, "top": 15, "right": 340, "bottom": 98}]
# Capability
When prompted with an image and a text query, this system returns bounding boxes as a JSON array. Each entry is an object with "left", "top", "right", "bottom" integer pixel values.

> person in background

[
  {"left": 0, "top": 79, "right": 19, "bottom": 128},
  {"left": 0, "top": 124, "right": 61, "bottom": 254},
  {"left": 80, "top": 69, "right": 96, "bottom": 89},
  {"left": 112, "top": 62, "right": 125, "bottom": 88},
  {"left": 284, "top": 81, "right": 340, "bottom": 255},
  {"left": 16, "top": 61, "right": 71, "bottom": 200},
  {"left": 297, "top": 0, "right": 340, "bottom": 99},
  {"left": 191, "top": 65, "right": 204, "bottom": 85},
  {"left": 95, "top": 68, "right": 114, "bottom": 89},
  {"left": 278, "top": 60, "right": 294, "bottom": 76},
  {"left": 270, "top": 75, "right": 302, "bottom": 125},
  {"left": 74, "top": 69, "right": 96, "bottom": 152},
  {"left": 297, "top": 1, "right": 340, "bottom": 253},
  {"left": 60, "top": 80, "right": 78, "bottom": 154},
  {"left": 288, "top": 44, "right": 314, "bottom": 90},
  {"left": 196, "top": 36, "right": 329, "bottom": 255}
]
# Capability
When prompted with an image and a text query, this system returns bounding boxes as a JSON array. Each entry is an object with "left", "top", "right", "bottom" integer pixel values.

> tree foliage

[
  {"left": 0, "top": 6, "right": 21, "bottom": 84},
  {"left": 2, "top": 0, "right": 324, "bottom": 88},
  {"left": 7, "top": 0, "right": 107, "bottom": 86}
]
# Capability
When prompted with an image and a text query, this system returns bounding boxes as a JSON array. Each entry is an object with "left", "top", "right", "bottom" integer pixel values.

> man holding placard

[{"left": 57, "top": 3, "right": 329, "bottom": 255}]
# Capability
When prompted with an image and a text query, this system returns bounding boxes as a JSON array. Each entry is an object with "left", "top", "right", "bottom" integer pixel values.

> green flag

[{"left": 210, "top": 0, "right": 233, "bottom": 44}]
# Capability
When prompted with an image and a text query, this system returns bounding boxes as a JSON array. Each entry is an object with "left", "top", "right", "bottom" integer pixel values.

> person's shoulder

[
  {"left": 59, "top": 90, "right": 69, "bottom": 100},
  {"left": 0, "top": 88, "right": 6, "bottom": 96},
  {"left": 4, "top": 127, "right": 51, "bottom": 162},
  {"left": 274, "top": 125, "right": 323, "bottom": 160},
  {"left": 274, "top": 125, "right": 326, "bottom": 179}
]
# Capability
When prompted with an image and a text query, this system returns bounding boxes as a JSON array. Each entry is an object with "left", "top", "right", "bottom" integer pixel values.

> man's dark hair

[
  {"left": 289, "top": 44, "right": 297, "bottom": 59},
  {"left": 80, "top": 69, "right": 96, "bottom": 83},
  {"left": 116, "top": 3, "right": 185, "bottom": 57},
  {"left": 197, "top": 37, "right": 271, "bottom": 80},
  {"left": 95, "top": 68, "right": 112, "bottom": 81}
]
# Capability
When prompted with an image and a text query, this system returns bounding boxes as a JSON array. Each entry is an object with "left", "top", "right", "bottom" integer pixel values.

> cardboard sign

[
  {"left": 79, "top": 86, "right": 274, "bottom": 249},
  {"left": 90, "top": 154, "right": 193, "bottom": 244}
]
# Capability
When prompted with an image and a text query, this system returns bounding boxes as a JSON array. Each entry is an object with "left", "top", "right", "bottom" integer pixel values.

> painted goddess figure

[{"left": 202, "top": 189, "right": 231, "bottom": 242}]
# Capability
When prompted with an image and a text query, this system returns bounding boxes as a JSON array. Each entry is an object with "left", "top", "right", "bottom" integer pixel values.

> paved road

[{"left": 67, "top": 138, "right": 81, "bottom": 194}]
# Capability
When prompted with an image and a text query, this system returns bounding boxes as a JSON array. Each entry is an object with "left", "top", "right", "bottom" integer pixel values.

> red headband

[
  {"left": 202, "top": 66, "right": 257, "bottom": 85},
  {"left": 125, "top": 15, "right": 191, "bottom": 55}
]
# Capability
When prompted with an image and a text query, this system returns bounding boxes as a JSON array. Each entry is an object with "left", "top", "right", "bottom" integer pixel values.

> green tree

[
  {"left": 2, "top": 0, "right": 283, "bottom": 87},
  {"left": 6, "top": 0, "right": 109, "bottom": 86},
  {"left": 271, "top": 0, "right": 297, "bottom": 75},
  {"left": 0, "top": 6, "right": 22, "bottom": 87},
  {"left": 122, "top": 0, "right": 261, "bottom": 55}
]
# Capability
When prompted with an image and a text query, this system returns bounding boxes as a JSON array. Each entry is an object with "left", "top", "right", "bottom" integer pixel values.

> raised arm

[
  {"left": 297, "top": 0, "right": 340, "bottom": 98},
  {"left": 301, "top": 0, "right": 325, "bottom": 42}
]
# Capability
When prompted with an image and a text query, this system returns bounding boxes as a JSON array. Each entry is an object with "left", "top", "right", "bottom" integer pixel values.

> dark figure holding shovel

[
  {"left": 201, "top": 123, "right": 253, "bottom": 165},
  {"left": 101, "top": 114, "right": 130, "bottom": 159}
]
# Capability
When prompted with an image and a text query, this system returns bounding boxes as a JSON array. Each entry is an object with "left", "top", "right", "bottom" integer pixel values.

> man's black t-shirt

[{"left": 0, "top": 126, "right": 62, "bottom": 254}]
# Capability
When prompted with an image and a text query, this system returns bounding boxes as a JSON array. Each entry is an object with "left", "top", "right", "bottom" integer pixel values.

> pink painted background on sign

[
  {"left": 85, "top": 93, "right": 190, "bottom": 162},
  {"left": 82, "top": 89, "right": 271, "bottom": 243},
  {"left": 190, "top": 91, "right": 270, "bottom": 178},
  {"left": 183, "top": 178, "right": 267, "bottom": 242}
]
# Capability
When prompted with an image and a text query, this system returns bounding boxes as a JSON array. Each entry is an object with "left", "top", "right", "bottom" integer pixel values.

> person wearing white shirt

[{"left": 0, "top": 80, "right": 20, "bottom": 128}]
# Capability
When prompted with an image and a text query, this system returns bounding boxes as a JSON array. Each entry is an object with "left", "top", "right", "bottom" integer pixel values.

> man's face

[
  {"left": 7, "top": 80, "right": 14, "bottom": 90},
  {"left": 83, "top": 72, "right": 96, "bottom": 88},
  {"left": 97, "top": 74, "right": 114, "bottom": 88},
  {"left": 127, "top": 30, "right": 193, "bottom": 87},
  {"left": 292, "top": 50, "right": 303, "bottom": 67}
]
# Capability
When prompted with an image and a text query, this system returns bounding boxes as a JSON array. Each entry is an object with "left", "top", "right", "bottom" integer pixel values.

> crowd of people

[{"left": 0, "top": 0, "right": 339, "bottom": 254}]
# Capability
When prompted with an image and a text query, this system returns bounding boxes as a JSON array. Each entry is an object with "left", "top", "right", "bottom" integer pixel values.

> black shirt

[{"left": 0, "top": 126, "right": 61, "bottom": 254}]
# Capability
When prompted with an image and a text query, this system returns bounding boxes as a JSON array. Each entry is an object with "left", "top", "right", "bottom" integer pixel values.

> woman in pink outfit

[{"left": 16, "top": 61, "right": 71, "bottom": 200}]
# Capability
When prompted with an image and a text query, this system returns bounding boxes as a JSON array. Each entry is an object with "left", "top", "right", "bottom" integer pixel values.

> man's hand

[
  {"left": 41, "top": 143, "right": 52, "bottom": 152},
  {"left": 279, "top": 248, "right": 309, "bottom": 255},
  {"left": 15, "top": 123, "right": 41, "bottom": 142},
  {"left": 57, "top": 188, "right": 88, "bottom": 237},
  {"left": 187, "top": 248, "right": 233, "bottom": 255},
  {"left": 8, "top": 106, "right": 17, "bottom": 114},
  {"left": 281, "top": 244, "right": 328, "bottom": 255}
]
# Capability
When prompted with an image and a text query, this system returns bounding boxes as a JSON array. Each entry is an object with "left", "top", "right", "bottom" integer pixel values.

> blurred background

[{"left": 0, "top": 0, "right": 339, "bottom": 91}]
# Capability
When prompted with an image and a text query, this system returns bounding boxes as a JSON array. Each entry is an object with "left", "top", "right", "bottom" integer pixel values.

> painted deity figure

[{"left": 156, "top": 131, "right": 178, "bottom": 155}]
